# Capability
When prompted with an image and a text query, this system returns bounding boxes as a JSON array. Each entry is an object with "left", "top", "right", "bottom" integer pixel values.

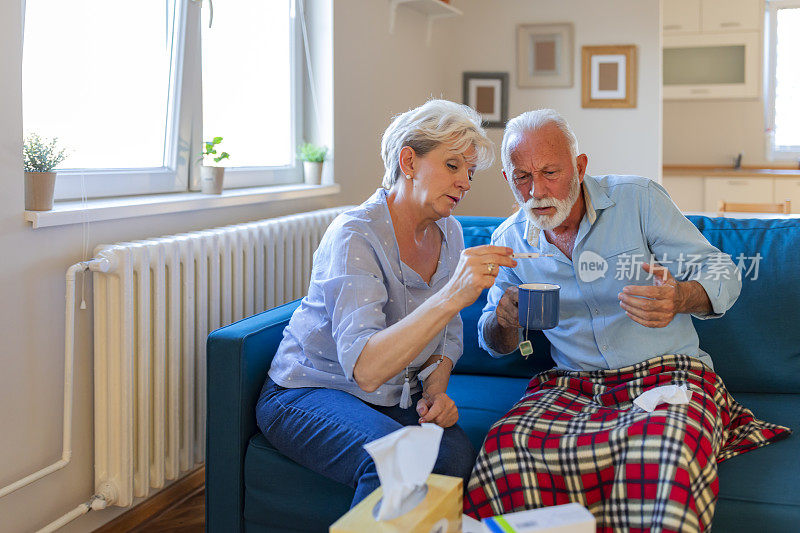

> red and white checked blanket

[{"left": 464, "top": 354, "right": 791, "bottom": 532}]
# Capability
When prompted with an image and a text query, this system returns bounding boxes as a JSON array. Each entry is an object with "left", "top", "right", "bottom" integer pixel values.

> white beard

[{"left": 514, "top": 171, "right": 581, "bottom": 231}]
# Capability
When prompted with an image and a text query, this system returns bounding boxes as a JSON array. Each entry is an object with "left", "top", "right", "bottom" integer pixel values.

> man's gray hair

[
  {"left": 381, "top": 99, "right": 494, "bottom": 189},
  {"left": 500, "top": 109, "right": 579, "bottom": 175}
]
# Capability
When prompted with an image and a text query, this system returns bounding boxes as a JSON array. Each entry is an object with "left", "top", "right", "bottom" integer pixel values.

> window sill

[{"left": 24, "top": 183, "right": 341, "bottom": 229}]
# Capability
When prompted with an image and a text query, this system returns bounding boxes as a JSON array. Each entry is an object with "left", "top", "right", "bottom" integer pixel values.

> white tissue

[
  {"left": 633, "top": 384, "right": 692, "bottom": 412},
  {"left": 363, "top": 423, "right": 443, "bottom": 520}
]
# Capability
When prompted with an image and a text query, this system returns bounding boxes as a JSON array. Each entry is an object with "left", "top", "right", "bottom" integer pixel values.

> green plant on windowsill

[
  {"left": 199, "top": 136, "right": 230, "bottom": 165},
  {"left": 24, "top": 133, "right": 68, "bottom": 172},
  {"left": 198, "top": 136, "right": 230, "bottom": 194},
  {"left": 298, "top": 142, "right": 327, "bottom": 185},
  {"left": 297, "top": 142, "right": 327, "bottom": 163},
  {"left": 23, "top": 133, "right": 69, "bottom": 211}
]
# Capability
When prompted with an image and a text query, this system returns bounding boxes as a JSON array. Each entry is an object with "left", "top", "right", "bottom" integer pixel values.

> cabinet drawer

[
  {"left": 701, "top": 0, "right": 762, "bottom": 32},
  {"left": 774, "top": 178, "right": 800, "bottom": 214},
  {"left": 662, "top": 175, "right": 704, "bottom": 211},
  {"left": 663, "top": 0, "right": 701, "bottom": 34},
  {"left": 703, "top": 177, "right": 773, "bottom": 212}
]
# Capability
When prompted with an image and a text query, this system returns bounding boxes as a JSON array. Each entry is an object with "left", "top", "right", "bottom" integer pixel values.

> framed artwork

[
  {"left": 516, "top": 23, "right": 573, "bottom": 88},
  {"left": 462, "top": 72, "right": 509, "bottom": 128},
  {"left": 581, "top": 45, "right": 637, "bottom": 108}
]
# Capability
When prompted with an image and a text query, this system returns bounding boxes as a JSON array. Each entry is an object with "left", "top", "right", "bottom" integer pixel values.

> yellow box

[{"left": 330, "top": 474, "right": 462, "bottom": 533}]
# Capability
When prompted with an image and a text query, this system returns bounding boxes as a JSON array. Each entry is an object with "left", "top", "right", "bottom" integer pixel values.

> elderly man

[{"left": 463, "top": 109, "right": 790, "bottom": 532}]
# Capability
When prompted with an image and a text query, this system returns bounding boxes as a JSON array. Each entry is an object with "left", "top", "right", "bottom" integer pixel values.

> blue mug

[{"left": 518, "top": 283, "right": 560, "bottom": 330}]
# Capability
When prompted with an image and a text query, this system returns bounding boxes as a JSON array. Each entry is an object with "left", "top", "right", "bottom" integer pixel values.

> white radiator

[{"left": 90, "top": 206, "right": 350, "bottom": 507}]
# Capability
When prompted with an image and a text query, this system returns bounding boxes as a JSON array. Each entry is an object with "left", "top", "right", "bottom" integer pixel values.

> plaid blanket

[{"left": 464, "top": 354, "right": 791, "bottom": 532}]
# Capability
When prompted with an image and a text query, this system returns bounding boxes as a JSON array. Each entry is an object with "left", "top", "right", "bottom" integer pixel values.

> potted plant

[
  {"left": 298, "top": 142, "right": 327, "bottom": 185},
  {"left": 23, "top": 133, "right": 68, "bottom": 211},
  {"left": 199, "top": 136, "right": 230, "bottom": 194}
]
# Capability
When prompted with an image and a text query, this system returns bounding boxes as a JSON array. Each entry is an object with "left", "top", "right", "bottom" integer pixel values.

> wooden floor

[{"left": 129, "top": 487, "right": 205, "bottom": 533}]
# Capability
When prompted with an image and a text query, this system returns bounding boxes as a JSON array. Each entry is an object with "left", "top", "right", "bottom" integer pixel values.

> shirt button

[
  {"left": 594, "top": 308, "right": 600, "bottom": 314},
  {"left": 602, "top": 345, "right": 608, "bottom": 350}
]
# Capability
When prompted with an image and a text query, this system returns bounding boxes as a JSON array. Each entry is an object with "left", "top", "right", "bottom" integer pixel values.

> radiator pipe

[
  {"left": 36, "top": 493, "right": 108, "bottom": 533},
  {"left": 0, "top": 260, "right": 112, "bottom": 523}
]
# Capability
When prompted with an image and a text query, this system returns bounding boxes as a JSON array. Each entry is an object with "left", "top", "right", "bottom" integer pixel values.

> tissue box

[
  {"left": 482, "top": 503, "right": 595, "bottom": 533},
  {"left": 330, "top": 474, "right": 462, "bottom": 533}
]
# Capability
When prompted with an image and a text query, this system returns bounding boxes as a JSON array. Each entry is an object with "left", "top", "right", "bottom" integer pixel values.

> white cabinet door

[
  {"left": 701, "top": 0, "right": 762, "bottom": 32},
  {"left": 703, "top": 176, "right": 774, "bottom": 211},
  {"left": 664, "top": 0, "right": 702, "bottom": 34},
  {"left": 662, "top": 175, "right": 705, "bottom": 211},
  {"left": 774, "top": 178, "right": 800, "bottom": 213}
]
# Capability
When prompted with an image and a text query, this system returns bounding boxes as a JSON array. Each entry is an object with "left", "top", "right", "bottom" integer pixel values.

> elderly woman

[{"left": 256, "top": 99, "right": 516, "bottom": 507}]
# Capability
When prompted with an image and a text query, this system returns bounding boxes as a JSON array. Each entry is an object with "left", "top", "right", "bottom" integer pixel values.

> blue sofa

[{"left": 206, "top": 215, "right": 799, "bottom": 532}]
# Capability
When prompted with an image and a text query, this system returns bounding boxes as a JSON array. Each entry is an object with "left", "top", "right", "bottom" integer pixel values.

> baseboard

[{"left": 93, "top": 466, "right": 205, "bottom": 532}]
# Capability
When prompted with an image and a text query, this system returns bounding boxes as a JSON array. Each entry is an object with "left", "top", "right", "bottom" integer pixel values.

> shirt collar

[{"left": 523, "top": 175, "right": 615, "bottom": 246}]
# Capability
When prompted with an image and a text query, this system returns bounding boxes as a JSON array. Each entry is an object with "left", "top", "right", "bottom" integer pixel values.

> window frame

[
  {"left": 23, "top": 0, "right": 304, "bottom": 202},
  {"left": 765, "top": 0, "right": 800, "bottom": 160}
]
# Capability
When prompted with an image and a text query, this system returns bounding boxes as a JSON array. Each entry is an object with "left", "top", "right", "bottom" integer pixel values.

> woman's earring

[{"left": 405, "top": 174, "right": 412, "bottom": 180}]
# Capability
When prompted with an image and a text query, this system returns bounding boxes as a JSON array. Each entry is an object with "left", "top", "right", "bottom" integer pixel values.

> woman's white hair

[
  {"left": 500, "top": 109, "right": 579, "bottom": 175},
  {"left": 380, "top": 99, "right": 494, "bottom": 189}
]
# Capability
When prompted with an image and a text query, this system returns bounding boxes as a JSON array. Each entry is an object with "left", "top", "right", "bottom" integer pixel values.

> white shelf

[{"left": 389, "top": 0, "right": 462, "bottom": 46}]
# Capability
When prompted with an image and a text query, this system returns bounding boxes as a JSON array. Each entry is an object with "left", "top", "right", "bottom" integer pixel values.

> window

[
  {"left": 22, "top": 0, "right": 302, "bottom": 201},
  {"left": 766, "top": 1, "right": 800, "bottom": 159},
  {"left": 201, "top": 0, "right": 301, "bottom": 188}
]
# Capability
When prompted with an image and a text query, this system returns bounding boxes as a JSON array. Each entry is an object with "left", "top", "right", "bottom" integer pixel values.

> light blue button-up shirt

[
  {"left": 478, "top": 175, "right": 741, "bottom": 371},
  {"left": 268, "top": 188, "right": 464, "bottom": 406}
]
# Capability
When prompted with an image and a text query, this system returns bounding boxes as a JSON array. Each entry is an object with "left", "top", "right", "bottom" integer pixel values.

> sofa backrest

[
  {"left": 454, "top": 215, "right": 800, "bottom": 394},
  {"left": 687, "top": 216, "right": 800, "bottom": 393}
]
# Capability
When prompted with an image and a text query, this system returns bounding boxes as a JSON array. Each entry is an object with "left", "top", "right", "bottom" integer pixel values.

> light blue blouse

[
  {"left": 478, "top": 175, "right": 741, "bottom": 371},
  {"left": 267, "top": 188, "right": 464, "bottom": 406}
]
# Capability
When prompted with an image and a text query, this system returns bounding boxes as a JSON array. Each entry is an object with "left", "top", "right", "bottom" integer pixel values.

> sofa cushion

[
  {"left": 688, "top": 217, "right": 800, "bottom": 393},
  {"left": 714, "top": 392, "right": 799, "bottom": 531}
]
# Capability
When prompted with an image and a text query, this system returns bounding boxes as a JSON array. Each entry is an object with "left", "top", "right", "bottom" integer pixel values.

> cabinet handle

[
  {"left": 720, "top": 22, "right": 742, "bottom": 28},
  {"left": 691, "top": 89, "right": 710, "bottom": 94},
  {"left": 663, "top": 24, "right": 682, "bottom": 30},
  {"left": 727, "top": 180, "right": 748, "bottom": 185}
]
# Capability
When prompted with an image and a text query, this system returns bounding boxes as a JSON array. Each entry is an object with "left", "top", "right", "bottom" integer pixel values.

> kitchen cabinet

[
  {"left": 663, "top": 32, "right": 760, "bottom": 99},
  {"left": 662, "top": 175, "right": 705, "bottom": 211},
  {"left": 703, "top": 176, "right": 774, "bottom": 211},
  {"left": 702, "top": 0, "right": 762, "bottom": 32},
  {"left": 662, "top": 0, "right": 762, "bottom": 99},
  {"left": 774, "top": 178, "right": 800, "bottom": 213},
  {"left": 662, "top": 171, "right": 800, "bottom": 214},
  {"left": 663, "top": 0, "right": 762, "bottom": 34},
  {"left": 663, "top": 0, "right": 701, "bottom": 34}
]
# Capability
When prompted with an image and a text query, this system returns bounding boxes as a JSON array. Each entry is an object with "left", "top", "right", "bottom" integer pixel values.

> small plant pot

[
  {"left": 24, "top": 171, "right": 57, "bottom": 211},
  {"left": 303, "top": 161, "right": 323, "bottom": 185},
  {"left": 200, "top": 166, "right": 225, "bottom": 194}
]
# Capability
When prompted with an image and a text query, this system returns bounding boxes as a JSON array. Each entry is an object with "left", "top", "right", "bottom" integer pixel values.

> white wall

[
  {"left": 440, "top": 0, "right": 662, "bottom": 216},
  {"left": 0, "top": 1, "right": 659, "bottom": 531}
]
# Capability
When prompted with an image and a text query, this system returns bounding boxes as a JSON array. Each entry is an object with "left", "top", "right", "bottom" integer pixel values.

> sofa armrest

[{"left": 205, "top": 299, "right": 301, "bottom": 533}]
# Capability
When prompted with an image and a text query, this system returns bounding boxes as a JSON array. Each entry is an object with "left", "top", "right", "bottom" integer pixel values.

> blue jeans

[{"left": 256, "top": 378, "right": 477, "bottom": 508}]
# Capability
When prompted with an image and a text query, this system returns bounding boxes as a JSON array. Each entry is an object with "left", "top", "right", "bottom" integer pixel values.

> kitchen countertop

[{"left": 664, "top": 165, "right": 800, "bottom": 178}]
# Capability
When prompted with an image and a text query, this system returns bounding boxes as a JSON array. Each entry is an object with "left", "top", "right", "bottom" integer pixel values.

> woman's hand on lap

[{"left": 416, "top": 392, "right": 458, "bottom": 428}]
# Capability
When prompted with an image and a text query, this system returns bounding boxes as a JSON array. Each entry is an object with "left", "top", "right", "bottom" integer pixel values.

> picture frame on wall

[
  {"left": 516, "top": 23, "right": 573, "bottom": 88},
  {"left": 462, "top": 72, "right": 509, "bottom": 128},
  {"left": 581, "top": 45, "right": 637, "bottom": 108}
]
